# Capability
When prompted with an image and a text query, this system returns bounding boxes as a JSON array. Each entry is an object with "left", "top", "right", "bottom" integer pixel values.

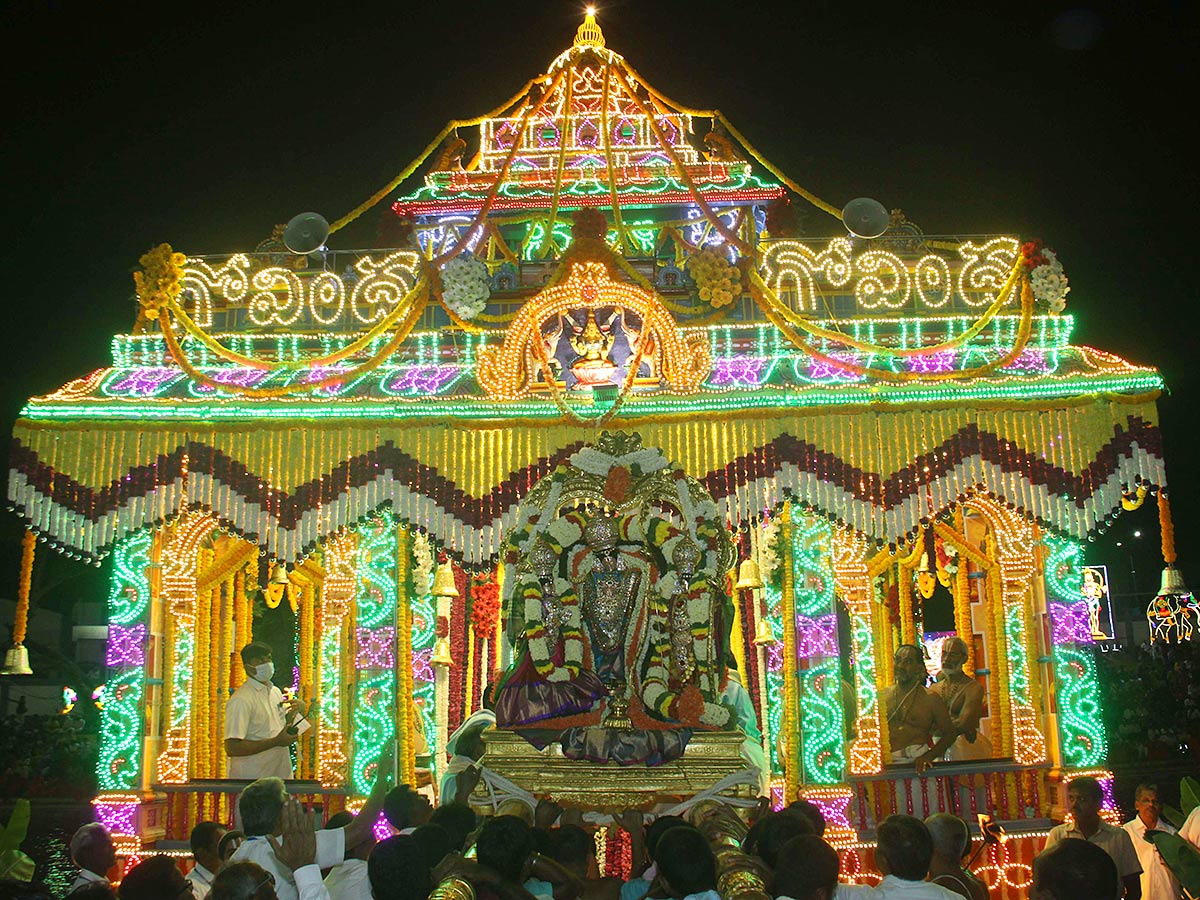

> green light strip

[{"left": 22, "top": 372, "right": 1163, "bottom": 422}]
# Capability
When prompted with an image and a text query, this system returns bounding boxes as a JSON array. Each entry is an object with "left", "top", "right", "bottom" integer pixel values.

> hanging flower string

[{"left": 12, "top": 529, "right": 35, "bottom": 646}]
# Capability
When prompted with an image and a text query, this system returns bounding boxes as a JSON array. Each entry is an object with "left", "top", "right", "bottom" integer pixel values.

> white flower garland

[
  {"left": 412, "top": 531, "right": 434, "bottom": 596},
  {"left": 441, "top": 253, "right": 491, "bottom": 320},
  {"left": 1030, "top": 249, "right": 1070, "bottom": 313},
  {"left": 568, "top": 446, "right": 671, "bottom": 477}
]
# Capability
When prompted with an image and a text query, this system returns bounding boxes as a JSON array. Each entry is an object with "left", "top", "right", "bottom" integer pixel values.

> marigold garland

[
  {"left": 12, "top": 529, "right": 35, "bottom": 645},
  {"left": 133, "top": 243, "right": 188, "bottom": 324},
  {"left": 1159, "top": 490, "right": 1176, "bottom": 564}
]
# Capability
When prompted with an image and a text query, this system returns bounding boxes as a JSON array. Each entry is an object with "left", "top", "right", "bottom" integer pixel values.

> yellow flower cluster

[
  {"left": 687, "top": 246, "right": 742, "bottom": 308},
  {"left": 133, "top": 243, "right": 188, "bottom": 320}
]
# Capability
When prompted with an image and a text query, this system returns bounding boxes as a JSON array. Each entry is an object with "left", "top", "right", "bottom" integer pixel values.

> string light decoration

[
  {"left": 791, "top": 510, "right": 845, "bottom": 785},
  {"left": 318, "top": 533, "right": 356, "bottom": 788},
  {"left": 97, "top": 531, "right": 153, "bottom": 792},
  {"left": 1044, "top": 535, "right": 1107, "bottom": 767},
  {"left": 352, "top": 517, "right": 399, "bottom": 794},
  {"left": 966, "top": 497, "right": 1047, "bottom": 765},
  {"left": 832, "top": 531, "right": 883, "bottom": 776},
  {"left": 157, "top": 514, "right": 218, "bottom": 786}
]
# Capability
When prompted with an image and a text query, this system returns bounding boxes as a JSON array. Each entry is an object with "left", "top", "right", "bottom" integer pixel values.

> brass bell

[
  {"left": 431, "top": 637, "right": 453, "bottom": 667},
  {"left": 735, "top": 558, "right": 764, "bottom": 591},
  {"left": 753, "top": 618, "right": 777, "bottom": 647},
  {"left": 432, "top": 561, "right": 460, "bottom": 598},
  {"left": 1, "top": 644, "right": 32, "bottom": 676},
  {"left": 1161, "top": 565, "right": 1191, "bottom": 596}
]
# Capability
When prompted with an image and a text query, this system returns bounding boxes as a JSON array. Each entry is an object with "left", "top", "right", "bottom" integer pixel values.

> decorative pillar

[
  {"left": 318, "top": 533, "right": 356, "bottom": 788},
  {"left": 791, "top": 510, "right": 846, "bottom": 786},
  {"left": 351, "top": 517, "right": 399, "bottom": 795},
  {"left": 95, "top": 529, "right": 155, "bottom": 855},
  {"left": 779, "top": 503, "right": 800, "bottom": 802},
  {"left": 431, "top": 559, "right": 459, "bottom": 797},
  {"left": 975, "top": 500, "right": 1047, "bottom": 766},
  {"left": 832, "top": 530, "right": 882, "bottom": 775}
]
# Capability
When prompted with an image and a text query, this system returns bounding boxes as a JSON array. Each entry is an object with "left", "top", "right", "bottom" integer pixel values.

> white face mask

[{"left": 252, "top": 661, "right": 275, "bottom": 683}]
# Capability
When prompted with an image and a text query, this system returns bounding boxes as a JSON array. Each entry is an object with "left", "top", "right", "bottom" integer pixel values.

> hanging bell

[
  {"left": 431, "top": 637, "right": 454, "bottom": 667},
  {"left": 1, "top": 644, "right": 32, "bottom": 676},
  {"left": 1160, "top": 565, "right": 1191, "bottom": 597},
  {"left": 735, "top": 558, "right": 764, "bottom": 591},
  {"left": 753, "top": 618, "right": 778, "bottom": 647},
  {"left": 432, "top": 561, "right": 460, "bottom": 598}
]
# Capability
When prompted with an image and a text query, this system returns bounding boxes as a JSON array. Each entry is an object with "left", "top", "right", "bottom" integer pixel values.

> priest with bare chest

[{"left": 885, "top": 644, "right": 955, "bottom": 774}]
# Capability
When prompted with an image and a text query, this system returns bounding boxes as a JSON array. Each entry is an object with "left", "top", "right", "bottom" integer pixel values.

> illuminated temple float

[{"left": 3, "top": 11, "right": 1183, "bottom": 897}]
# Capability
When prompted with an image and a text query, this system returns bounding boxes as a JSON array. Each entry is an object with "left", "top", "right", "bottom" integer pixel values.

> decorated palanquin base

[{"left": 4, "top": 12, "right": 1174, "bottom": 899}]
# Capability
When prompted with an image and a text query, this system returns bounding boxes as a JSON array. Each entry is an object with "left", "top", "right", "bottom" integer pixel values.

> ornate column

[{"left": 318, "top": 533, "right": 356, "bottom": 788}]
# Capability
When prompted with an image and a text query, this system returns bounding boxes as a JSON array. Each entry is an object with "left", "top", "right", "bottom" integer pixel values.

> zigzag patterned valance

[{"left": 8, "top": 400, "right": 1163, "bottom": 565}]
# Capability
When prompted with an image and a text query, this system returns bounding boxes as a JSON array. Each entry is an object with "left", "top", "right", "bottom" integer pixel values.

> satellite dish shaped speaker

[
  {"left": 283, "top": 212, "right": 330, "bottom": 254},
  {"left": 841, "top": 197, "right": 890, "bottom": 239}
]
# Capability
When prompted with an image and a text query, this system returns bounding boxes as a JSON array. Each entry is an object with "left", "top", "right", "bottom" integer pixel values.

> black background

[{"left": 0, "top": 0, "right": 1195, "bottom": 620}]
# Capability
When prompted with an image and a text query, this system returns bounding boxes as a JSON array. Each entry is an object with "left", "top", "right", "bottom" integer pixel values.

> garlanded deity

[
  {"left": 491, "top": 432, "right": 739, "bottom": 765},
  {"left": 577, "top": 512, "right": 641, "bottom": 685}
]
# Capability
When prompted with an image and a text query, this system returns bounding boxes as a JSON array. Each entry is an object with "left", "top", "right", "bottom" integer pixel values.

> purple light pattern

[
  {"left": 356, "top": 627, "right": 396, "bottom": 669},
  {"left": 710, "top": 357, "right": 771, "bottom": 386},
  {"left": 412, "top": 648, "right": 435, "bottom": 683},
  {"left": 906, "top": 351, "right": 956, "bottom": 374},
  {"left": 1050, "top": 602, "right": 1094, "bottom": 645},
  {"left": 105, "top": 624, "right": 146, "bottom": 667},
  {"left": 93, "top": 801, "right": 138, "bottom": 835},
  {"left": 795, "top": 615, "right": 838, "bottom": 659}
]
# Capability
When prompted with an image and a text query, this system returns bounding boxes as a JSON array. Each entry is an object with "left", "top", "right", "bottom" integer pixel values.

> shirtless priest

[{"left": 885, "top": 644, "right": 955, "bottom": 774}]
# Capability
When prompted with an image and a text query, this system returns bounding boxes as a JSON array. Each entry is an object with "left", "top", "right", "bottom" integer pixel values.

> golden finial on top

[{"left": 574, "top": 7, "right": 605, "bottom": 49}]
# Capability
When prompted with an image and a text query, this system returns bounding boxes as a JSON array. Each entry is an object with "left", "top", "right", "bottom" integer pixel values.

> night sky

[{"left": 0, "top": 0, "right": 1195, "bottom": 618}]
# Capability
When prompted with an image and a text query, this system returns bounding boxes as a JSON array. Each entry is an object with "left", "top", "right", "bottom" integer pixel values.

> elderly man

[
  {"left": 230, "top": 746, "right": 393, "bottom": 900},
  {"left": 67, "top": 822, "right": 117, "bottom": 895},
  {"left": 1122, "top": 784, "right": 1180, "bottom": 900},
  {"left": 1044, "top": 776, "right": 1141, "bottom": 899},
  {"left": 225, "top": 642, "right": 305, "bottom": 780},
  {"left": 186, "top": 821, "right": 228, "bottom": 899},
  {"left": 931, "top": 638, "right": 991, "bottom": 761},
  {"left": 924, "top": 814, "right": 987, "bottom": 900},
  {"left": 884, "top": 645, "right": 955, "bottom": 774}
]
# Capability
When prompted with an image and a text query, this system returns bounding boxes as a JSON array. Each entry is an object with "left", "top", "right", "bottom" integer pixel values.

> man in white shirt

[
  {"left": 185, "top": 821, "right": 227, "bottom": 899},
  {"left": 868, "top": 815, "right": 960, "bottom": 898},
  {"left": 322, "top": 813, "right": 374, "bottom": 900},
  {"left": 225, "top": 642, "right": 304, "bottom": 780},
  {"left": 1122, "top": 784, "right": 1181, "bottom": 900},
  {"left": 66, "top": 822, "right": 116, "bottom": 895},
  {"left": 1044, "top": 776, "right": 1142, "bottom": 899},
  {"left": 230, "top": 745, "right": 393, "bottom": 900},
  {"left": 1177, "top": 798, "right": 1200, "bottom": 849}
]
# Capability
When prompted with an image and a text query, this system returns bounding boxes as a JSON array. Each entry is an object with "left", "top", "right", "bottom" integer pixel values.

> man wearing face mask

[{"left": 225, "top": 642, "right": 304, "bottom": 779}]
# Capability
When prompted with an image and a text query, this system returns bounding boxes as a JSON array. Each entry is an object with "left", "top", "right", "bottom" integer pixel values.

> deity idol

[
  {"left": 568, "top": 309, "right": 618, "bottom": 387},
  {"left": 577, "top": 511, "right": 641, "bottom": 686}
]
